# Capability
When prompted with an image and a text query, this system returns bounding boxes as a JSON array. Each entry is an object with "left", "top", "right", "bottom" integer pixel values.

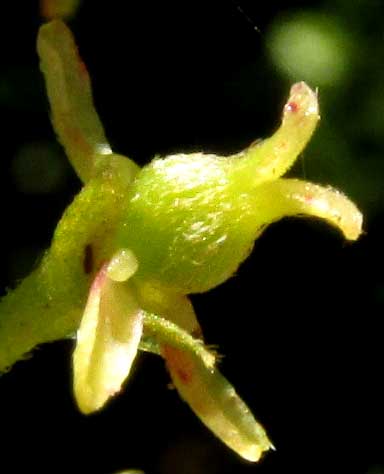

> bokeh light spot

[{"left": 267, "top": 12, "right": 352, "bottom": 86}]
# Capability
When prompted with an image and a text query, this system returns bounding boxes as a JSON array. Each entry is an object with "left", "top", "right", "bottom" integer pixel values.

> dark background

[{"left": 0, "top": 1, "right": 383, "bottom": 473}]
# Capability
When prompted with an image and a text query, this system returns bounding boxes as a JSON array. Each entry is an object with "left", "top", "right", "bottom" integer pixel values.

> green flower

[{"left": 0, "top": 20, "right": 362, "bottom": 463}]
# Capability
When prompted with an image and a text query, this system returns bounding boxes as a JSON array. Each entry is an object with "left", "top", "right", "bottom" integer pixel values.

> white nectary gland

[{"left": 107, "top": 249, "right": 138, "bottom": 282}]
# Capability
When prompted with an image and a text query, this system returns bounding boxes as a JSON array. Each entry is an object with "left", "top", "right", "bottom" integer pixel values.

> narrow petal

[
  {"left": 253, "top": 178, "right": 363, "bottom": 240},
  {"left": 137, "top": 288, "right": 266, "bottom": 458},
  {"left": 135, "top": 282, "right": 202, "bottom": 337},
  {"left": 143, "top": 313, "right": 215, "bottom": 368},
  {"left": 234, "top": 82, "right": 319, "bottom": 184},
  {"left": 37, "top": 20, "right": 112, "bottom": 182},
  {"left": 163, "top": 346, "right": 273, "bottom": 462},
  {"left": 73, "top": 262, "right": 143, "bottom": 414},
  {"left": 107, "top": 249, "right": 139, "bottom": 282}
]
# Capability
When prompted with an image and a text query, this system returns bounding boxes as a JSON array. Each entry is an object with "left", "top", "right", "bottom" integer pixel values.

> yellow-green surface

[{"left": 0, "top": 19, "right": 362, "bottom": 463}]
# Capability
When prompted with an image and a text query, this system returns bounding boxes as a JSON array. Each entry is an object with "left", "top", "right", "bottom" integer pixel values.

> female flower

[{"left": 0, "top": 20, "right": 362, "bottom": 462}]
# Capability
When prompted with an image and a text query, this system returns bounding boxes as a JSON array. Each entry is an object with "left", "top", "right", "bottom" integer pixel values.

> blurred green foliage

[
  {"left": 268, "top": 12, "right": 353, "bottom": 86},
  {"left": 11, "top": 141, "right": 69, "bottom": 194}
]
